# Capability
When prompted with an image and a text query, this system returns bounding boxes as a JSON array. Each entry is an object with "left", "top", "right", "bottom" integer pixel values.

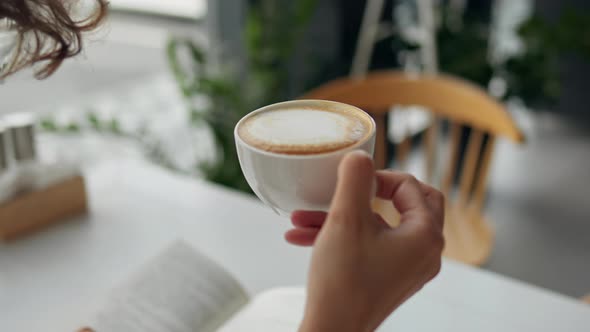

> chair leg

[
  {"left": 441, "top": 205, "right": 494, "bottom": 266},
  {"left": 372, "top": 198, "right": 400, "bottom": 227}
]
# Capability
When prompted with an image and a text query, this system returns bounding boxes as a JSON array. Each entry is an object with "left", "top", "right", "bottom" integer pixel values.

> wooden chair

[{"left": 304, "top": 71, "right": 524, "bottom": 266}]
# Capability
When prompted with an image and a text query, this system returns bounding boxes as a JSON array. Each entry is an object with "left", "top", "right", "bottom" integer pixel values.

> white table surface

[{"left": 1, "top": 159, "right": 589, "bottom": 331}]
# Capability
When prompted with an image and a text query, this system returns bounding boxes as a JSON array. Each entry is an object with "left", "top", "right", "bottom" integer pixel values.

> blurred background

[{"left": 1, "top": 0, "right": 589, "bottom": 299}]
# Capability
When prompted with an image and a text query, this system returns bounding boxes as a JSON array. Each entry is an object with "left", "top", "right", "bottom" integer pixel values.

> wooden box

[{"left": 0, "top": 176, "right": 88, "bottom": 241}]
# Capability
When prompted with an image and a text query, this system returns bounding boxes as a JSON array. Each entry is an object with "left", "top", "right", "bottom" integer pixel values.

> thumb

[{"left": 328, "top": 150, "right": 375, "bottom": 225}]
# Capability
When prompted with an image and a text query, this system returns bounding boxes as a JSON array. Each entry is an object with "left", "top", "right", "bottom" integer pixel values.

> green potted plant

[{"left": 166, "top": 0, "right": 317, "bottom": 193}]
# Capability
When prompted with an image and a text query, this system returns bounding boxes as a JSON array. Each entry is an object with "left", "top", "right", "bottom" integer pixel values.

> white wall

[{"left": 109, "top": 0, "right": 207, "bottom": 19}]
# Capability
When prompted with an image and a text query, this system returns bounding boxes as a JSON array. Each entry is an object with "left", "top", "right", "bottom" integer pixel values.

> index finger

[{"left": 375, "top": 171, "right": 430, "bottom": 219}]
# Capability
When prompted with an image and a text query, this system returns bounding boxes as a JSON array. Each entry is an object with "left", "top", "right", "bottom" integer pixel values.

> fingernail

[
  {"left": 349, "top": 149, "right": 372, "bottom": 159},
  {"left": 371, "top": 176, "right": 378, "bottom": 199},
  {"left": 348, "top": 150, "right": 377, "bottom": 199}
]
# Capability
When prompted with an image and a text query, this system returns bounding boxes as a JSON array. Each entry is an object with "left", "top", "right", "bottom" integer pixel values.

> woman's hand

[{"left": 294, "top": 151, "right": 445, "bottom": 332}]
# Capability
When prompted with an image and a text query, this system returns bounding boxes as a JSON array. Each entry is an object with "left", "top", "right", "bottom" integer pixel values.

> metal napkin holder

[{"left": 0, "top": 114, "right": 88, "bottom": 242}]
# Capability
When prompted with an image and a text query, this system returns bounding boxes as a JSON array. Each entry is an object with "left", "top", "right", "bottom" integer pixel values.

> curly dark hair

[{"left": 0, "top": 0, "right": 108, "bottom": 79}]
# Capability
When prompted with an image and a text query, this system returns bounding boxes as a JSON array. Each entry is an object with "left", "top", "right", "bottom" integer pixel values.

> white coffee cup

[{"left": 235, "top": 100, "right": 376, "bottom": 216}]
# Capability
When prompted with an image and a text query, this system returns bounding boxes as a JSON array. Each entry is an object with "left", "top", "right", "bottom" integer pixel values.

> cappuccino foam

[{"left": 238, "top": 107, "right": 371, "bottom": 155}]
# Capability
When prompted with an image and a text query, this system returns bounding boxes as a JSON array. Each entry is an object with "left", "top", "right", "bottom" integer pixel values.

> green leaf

[
  {"left": 109, "top": 119, "right": 121, "bottom": 134},
  {"left": 39, "top": 119, "right": 58, "bottom": 131},
  {"left": 87, "top": 113, "right": 100, "bottom": 130},
  {"left": 167, "top": 38, "right": 205, "bottom": 98},
  {"left": 245, "top": 8, "right": 263, "bottom": 55},
  {"left": 66, "top": 123, "right": 80, "bottom": 132}
]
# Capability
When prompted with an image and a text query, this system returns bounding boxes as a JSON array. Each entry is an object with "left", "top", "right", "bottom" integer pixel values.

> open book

[{"left": 87, "top": 241, "right": 306, "bottom": 332}]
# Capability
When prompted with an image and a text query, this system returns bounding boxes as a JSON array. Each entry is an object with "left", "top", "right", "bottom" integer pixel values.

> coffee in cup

[
  {"left": 237, "top": 105, "right": 373, "bottom": 155},
  {"left": 235, "top": 100, "right": 376, "bottom": 216}
]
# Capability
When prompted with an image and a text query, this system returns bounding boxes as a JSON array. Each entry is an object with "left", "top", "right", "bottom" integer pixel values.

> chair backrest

[{"left": 304, "top": 70, "right": 524, "bottom": 214}]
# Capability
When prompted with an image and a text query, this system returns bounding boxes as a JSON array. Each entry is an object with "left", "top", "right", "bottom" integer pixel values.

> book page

[
  {"left": 88, "top": 240, "right": 249, "bottom": 332},
  {"left": 219, "top": 287, "right": 305, "bottom": 332}
]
